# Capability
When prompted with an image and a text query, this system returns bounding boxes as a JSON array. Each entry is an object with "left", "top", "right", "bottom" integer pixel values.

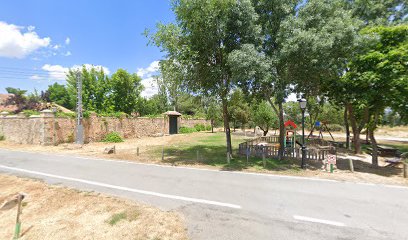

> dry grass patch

[{"left": 0, "top": 174, "right": 187, "bottom": 240}]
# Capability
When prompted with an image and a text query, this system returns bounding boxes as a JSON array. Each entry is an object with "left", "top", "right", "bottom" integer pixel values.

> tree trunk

[
  {"left": 211, "top": 119, "right": 214, "bottom": 133},
  {"left": 278, "top": 102, "right": 285, "bottom": 160},
  {"left": 344, "top": 106, "right": 350, "bottom": 149},
  {"left": 263, "top": 130, "right": 268, "bottom": 136},
  {"left": 222, "top": 98, "right": 232, "bottom": 156},
  {"left": 366, "top": 128, "right": 369, "bottom": 143},
  {"left": 369, "top": 113, "right": 379, "bottom": 166},
  {"left": 347, "top": 103, "right": 361, "bottom": 154}
]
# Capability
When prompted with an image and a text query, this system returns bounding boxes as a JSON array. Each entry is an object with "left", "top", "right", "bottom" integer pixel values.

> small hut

[{"left": 163, "top": 111, "right": 182, "bottom": 134}]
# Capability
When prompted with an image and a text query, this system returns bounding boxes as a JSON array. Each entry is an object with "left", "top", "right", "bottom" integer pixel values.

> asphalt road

[{"left": 1, "top": 149, "right": 407, "bottom": 240}]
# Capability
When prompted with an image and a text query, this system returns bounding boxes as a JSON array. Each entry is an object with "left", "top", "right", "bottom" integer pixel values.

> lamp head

[{"left": 298, "top": 98, "right": 307, "bottom": 110}]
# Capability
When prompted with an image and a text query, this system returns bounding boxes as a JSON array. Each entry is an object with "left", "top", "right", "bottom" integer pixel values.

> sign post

[
  {"left": 327, "top": 154, "right": 337, "bottom": 173},
  {"left": 1, "top": 193, "right": 26, "bottom": 240}
]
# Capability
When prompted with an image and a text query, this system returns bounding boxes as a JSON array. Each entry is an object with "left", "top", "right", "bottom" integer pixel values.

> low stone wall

[{"left": 0, "top": 111, "right": 210, "bottom": 145}]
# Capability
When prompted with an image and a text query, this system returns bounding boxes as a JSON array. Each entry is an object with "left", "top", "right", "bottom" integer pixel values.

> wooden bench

[{"left": 367, "top": 145, "right": 399, "bottom": 157}]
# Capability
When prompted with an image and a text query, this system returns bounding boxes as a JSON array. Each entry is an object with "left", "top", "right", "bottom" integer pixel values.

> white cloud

[
  {"left": 52, "top": 44, "right": 60, "bottom": 50},
  {"left": 137, "top": 61, "right": 160, "bottom": 98},
  {"left": 0, "top": 21, "right": 51, "bottom": 58},
  {"left": 42, "top": 64, "right": 68, "bottom": 80},
  {"left": 41, "top": 63, "right": 110, "bottom": 81},
  {"left": 64, "top": 51, "right": 71, "bottom": 56},
  {"left": 29, "top": 75, "right": 43, "bottom": 80},
  {"left": 65, "top": 37, "right": 70, "bottom": 45},
  {"left": 137, "top": 61, "right": 159, "bottom": 78},
  {"left": 140, "top": 77, "right": 159, "bottom": 98}
]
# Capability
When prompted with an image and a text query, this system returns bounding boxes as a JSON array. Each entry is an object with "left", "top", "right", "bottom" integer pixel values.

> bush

[
  {"left": 102, "top": 132, "right": 124, "bottom": 143},
  {"left": 179, "top": 127, "right": 197, "bottom": 134},
  {"left": 194, "top": 124, "right": 206, "bottom": 132},
  {"left": 0, "top": 135, "right": 5, "bottom": 141},
  {"left": 325, "top": 124, "right": 344, "bottom": 132},
  {"left": 206, "top": 125, "right": 212, "bottom": 131},
  {"left": 22, "top": 110, "right": 40, "bottom": 117}
]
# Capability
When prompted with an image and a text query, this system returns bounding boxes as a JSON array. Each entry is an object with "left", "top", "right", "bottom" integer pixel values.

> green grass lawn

[{"left": 151, "top": 132, "right": 297, "bottom": 171}]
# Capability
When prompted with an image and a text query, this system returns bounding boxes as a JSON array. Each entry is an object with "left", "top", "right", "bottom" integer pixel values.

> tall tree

[
  {"left": 109, "top": 69, "right": 144, "bottom": 114},
  {"left": 229, "top": 0, "right": 357, "bottom": 159},
  {"left": 342, "top": 25, "right": 408, "bottom": 165},
  {"left": 149, "top": 0, "right": 260, "bottom": 156}
]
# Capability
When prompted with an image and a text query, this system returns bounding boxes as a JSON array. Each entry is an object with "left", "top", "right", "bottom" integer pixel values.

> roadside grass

[
  {"left": 150, "top": 132, "right": 295, "bottom": 171},
  {"left": 107, "top": 212, "right": 127, "bottom": 225}
]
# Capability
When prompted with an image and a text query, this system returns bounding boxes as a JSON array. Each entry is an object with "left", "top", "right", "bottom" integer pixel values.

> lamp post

[{"left": 298, "top": 98, "right": 307, "bottom": 169}]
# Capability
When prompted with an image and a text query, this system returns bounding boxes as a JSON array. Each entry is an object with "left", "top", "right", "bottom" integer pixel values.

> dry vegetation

[{"left": 0, "top": 174, "right": 187, "bottom": 240}]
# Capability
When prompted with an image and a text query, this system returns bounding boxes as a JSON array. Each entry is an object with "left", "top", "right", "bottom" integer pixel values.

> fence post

[
  {"left": 246, "top": 147, "right": 249, "bottom": 165},
  {"left": 196, "top": 150, "right": 199, "bottom": 162},
  {"left": 262, "top": 147, "right": 266, "bottom": 168},
  {"left": 349, "top": 159, "right": 354, "bottom": 173},
  {"left": 161, "top": 146, "right": 164, "bottom": 161},
  {"left": 136, "top": 147, "right": 139, "bottom": 156},
  {"left": 404, "top": 162, "right": 407, "bottom": 178}
]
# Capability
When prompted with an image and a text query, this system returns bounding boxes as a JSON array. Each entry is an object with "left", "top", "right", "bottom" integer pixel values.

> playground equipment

[
  {"left": 307, "top": 121, "right": 335, "bottom": 141},
  {"left": 284, "top": 120, "right": 297, "bottom": 148}
]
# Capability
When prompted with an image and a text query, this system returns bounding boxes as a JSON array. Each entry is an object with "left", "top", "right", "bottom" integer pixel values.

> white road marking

[
  {"left": 293, "top": 215, "right": 346, "bottom": 227},
  {"left": 0, "top": 165, "right": 241, "bottom": 209}
]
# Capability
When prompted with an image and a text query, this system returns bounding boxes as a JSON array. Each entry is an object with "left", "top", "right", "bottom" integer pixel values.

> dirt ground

[
  {"left": 0, "top": 128, "right": 407, "bottom": 187},
  {"left": 0, "top": 174, "right": 187, "bottom": 240}
]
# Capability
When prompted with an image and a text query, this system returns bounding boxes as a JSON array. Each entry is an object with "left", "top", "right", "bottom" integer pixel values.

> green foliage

[
  {"left": 44, "top": 83, "right": 73, "bottom": 110},
  {"left": 110, "top": 69, "right": 144, "bottom": 114},
  {"left": 22, "top": 110, "right": 40, "bottom": 117},
  {"left": 194, "top": 124, "right": 207, "bottom": 132},
  {"left": 0, "top": 135, "right": 5, "bottom": 141},
  {"left": 97, "top": 112, "right": 128, "bottom": 119},
  {"left": 179, "top": 127, "right": 197, "bottom": 134},
  {"left": 252, "top": 101, "right": 278, "bottom": 136},
  {"left": 107, "top": 212, "right": 127, "bottom": 226},
  {"left": 102, "top": 132, "right": 124, "bottom": 143}
]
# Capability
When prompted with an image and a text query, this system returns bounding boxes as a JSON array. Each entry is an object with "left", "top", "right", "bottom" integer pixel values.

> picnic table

[{"left": 367, "top": 145, "right": 400, "bottom": 157}]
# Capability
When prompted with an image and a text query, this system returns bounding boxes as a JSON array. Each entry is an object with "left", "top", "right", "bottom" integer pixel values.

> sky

[{"left": 0, "top": 0, "right": 175, "bottom": 97}]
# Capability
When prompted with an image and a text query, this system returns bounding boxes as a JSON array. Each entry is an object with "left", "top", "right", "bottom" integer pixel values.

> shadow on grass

[{"left": 159, "top": 144, "right": 298, "bottom": 172}]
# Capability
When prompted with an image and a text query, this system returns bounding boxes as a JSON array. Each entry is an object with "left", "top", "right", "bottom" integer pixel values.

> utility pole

[{"left": 76, "top": 71, "right": 84, "bottom": 144}]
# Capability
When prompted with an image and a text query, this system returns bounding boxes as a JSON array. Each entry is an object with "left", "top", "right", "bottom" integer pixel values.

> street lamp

[{"left": 298, "top": 98, "right": 307, "bottom": 169}]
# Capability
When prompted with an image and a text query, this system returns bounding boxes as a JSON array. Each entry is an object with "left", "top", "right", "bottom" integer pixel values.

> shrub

[
  {"left": 325, "top": 124, "right": 344, "bottom": 132},
  {"left": 205, "top": 125, "right": 212, "bottom": 131},
  {"left": 0, "top": 135, "right": 5, "bottom": 141},
  {"left": 179, "top": 127, "right": 197, "bottom": 134},
  {"left": 194, "top": 123, "right": 206, "bottom": 132},
  {"left": 22, "top": 110, "right": 40, "bottom": 117},
  {"left": 102, "top": 132, "right": 124, "bottom": 142}
]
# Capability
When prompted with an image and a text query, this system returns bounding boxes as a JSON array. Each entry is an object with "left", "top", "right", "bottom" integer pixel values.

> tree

[
  {"left": 5, "top": 87, "right": 27, "bottom": 107},
  {"left": 206, "top": 100, "right": 222, "bottom": 133},
  {"left": 44, "top": 83, "right": 73, "bottom": 109},
  {"left": 229, "top": 0, "right": 357, "bottom": 159},
  {"left": 66, "top": 65, "right": 110, "bottom": 113},
  {"left": 110, "top": 69, "right": 144, "bottom": 114},
  {"left": 342, "top": 25, "right": 408, "bottom": 165},
  {"left": 252, "top": 101, "right": 278, "bottom": 136},
  {"left": 149, "top": 0, "right": 260, "bottom": 156},
  {"left": 229, "top": 89, "right": 250, "bottom": 132}
]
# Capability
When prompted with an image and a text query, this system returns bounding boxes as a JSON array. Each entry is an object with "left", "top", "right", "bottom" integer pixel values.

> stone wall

[{"left": 0, "top": 111, "right": 210, "bottom": 145}]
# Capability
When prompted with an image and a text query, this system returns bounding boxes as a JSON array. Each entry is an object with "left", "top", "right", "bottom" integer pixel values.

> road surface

[{"left": 0, "top": 149, "right": 407, "bottom": 240}]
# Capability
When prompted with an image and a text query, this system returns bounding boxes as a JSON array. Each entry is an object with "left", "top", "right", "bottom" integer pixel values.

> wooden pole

[
  {"left": 136, "top": 147, "right": 139, "bottom": 156},
  {"left": 262, "top": 148, "right": 266, "bottom": 168},
  {"left": 196, "top": 150, "right": 199, "bottom": 162},
  {"left": 404, "top": 162, "right": 407, "bottom": 179},
  {"left": 246, "top": 147, "right": 249, "bottom": 165},
  {"left": 14, "top": 194, "right": 23, "bottom": 240},
  {"left": 161, "top": 146, "right": 164, "bottom": 161},
  {"left": 349, "top": 159, "right": 354, "bottom": 173}
]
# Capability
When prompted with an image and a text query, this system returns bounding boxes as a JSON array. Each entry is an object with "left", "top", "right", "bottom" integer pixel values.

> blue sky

[{"left": 0, "top": 0, "right": 175, "bottom": 96}]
